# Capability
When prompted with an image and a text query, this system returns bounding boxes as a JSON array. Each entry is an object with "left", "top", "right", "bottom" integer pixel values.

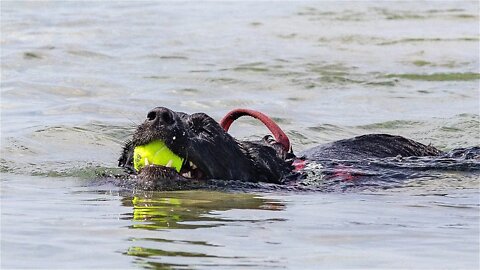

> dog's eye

[
  {"left": 188, "top": 113, "right": 219, "bottom": 137},
  {"left": 188, "top": 115, "right": 207, "bottom": 134}
]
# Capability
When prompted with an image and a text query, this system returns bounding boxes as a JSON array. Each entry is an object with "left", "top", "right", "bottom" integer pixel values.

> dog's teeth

[
  {"left": 166, "top": 160, "right": 173, "bottom": 167},
  {"left": 182, "top": 171, "right": 192, "bottom": 178},
  {"left": 145, "top": 158, "right": 149, "bottom": 165},
  {"left": 189, "top": 161, "right": 197, "bottom": 169}
]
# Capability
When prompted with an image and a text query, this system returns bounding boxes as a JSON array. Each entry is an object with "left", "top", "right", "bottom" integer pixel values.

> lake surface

[{"left": 1, "top": 1, "right": 479, "bottom": 269}]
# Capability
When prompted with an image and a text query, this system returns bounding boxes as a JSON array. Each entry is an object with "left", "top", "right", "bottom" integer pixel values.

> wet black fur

[
  {"left": 300, "top": 134, "right": 441, "bottom": 161},
  {"left": 119, "top": 107, "right": 442, "bottom": 185}
]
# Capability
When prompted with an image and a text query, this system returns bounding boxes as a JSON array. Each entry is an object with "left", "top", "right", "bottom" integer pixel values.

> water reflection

[
  {"left": 121, "top": 191, "right": 285, "bottom": 269},
  {"left": 122, "top": 191, "right": 285, "bottom": 229}
]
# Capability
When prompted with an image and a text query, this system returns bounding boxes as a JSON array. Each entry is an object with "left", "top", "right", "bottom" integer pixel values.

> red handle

[{"left": 219, "top": 108, "right": 290, "bottom": 152}]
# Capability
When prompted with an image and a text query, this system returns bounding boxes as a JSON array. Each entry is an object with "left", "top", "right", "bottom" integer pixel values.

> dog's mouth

[
  {"left": 139, "top": 162, "right": 206, "bottom": 180},
  {"left": 134, "top": 140, "right": 207, "bottom": 180},
  {"left": 178, "top": 159, "right": 205, "bottom": 179}
]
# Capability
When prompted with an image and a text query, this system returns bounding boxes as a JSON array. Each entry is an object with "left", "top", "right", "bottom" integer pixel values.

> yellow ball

[{"left": 133, "top": 140, "right": 184, "bottom": 172}]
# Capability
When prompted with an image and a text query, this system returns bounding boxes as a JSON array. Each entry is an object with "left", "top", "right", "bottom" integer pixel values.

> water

[{"left": 1, "top": 1, "right": 479, "bottom": 269}]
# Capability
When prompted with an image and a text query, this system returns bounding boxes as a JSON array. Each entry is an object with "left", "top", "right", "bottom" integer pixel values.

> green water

[{"left": 386, "top": 72, "right": 480, "bottom": 81}]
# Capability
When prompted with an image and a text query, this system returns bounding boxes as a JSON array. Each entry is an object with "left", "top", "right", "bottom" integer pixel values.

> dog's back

[{"left": 300, "top": 134, "right": 441, "bottom": 161}]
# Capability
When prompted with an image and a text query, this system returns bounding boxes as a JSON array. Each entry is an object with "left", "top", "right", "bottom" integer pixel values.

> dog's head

[{"left": 119, "top": 107, "right": 294, "bottom": 187}]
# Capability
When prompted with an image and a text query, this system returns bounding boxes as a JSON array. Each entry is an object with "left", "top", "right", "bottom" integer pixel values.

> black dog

[{"left": 119, "top": 107, "right": 478, "bottom": 190}]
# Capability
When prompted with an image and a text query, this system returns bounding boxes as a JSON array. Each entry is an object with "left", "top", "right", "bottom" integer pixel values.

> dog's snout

[{"left": 147, "top": 107, "right": 175, "bottom": 125}]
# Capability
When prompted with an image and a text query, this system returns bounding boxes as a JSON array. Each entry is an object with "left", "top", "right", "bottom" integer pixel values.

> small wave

[{"left": 384, "top": 73, "right": 480, "bottom": 81}]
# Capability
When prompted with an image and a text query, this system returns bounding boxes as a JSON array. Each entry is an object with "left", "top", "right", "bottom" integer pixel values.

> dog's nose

[{"left": 146, "top": 107, "right": 175, "bottom": 126}]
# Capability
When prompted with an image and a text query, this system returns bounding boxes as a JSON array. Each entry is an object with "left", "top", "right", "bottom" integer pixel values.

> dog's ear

[{"left": 118, "top": 140, "right": 136, "bottom": 174}]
